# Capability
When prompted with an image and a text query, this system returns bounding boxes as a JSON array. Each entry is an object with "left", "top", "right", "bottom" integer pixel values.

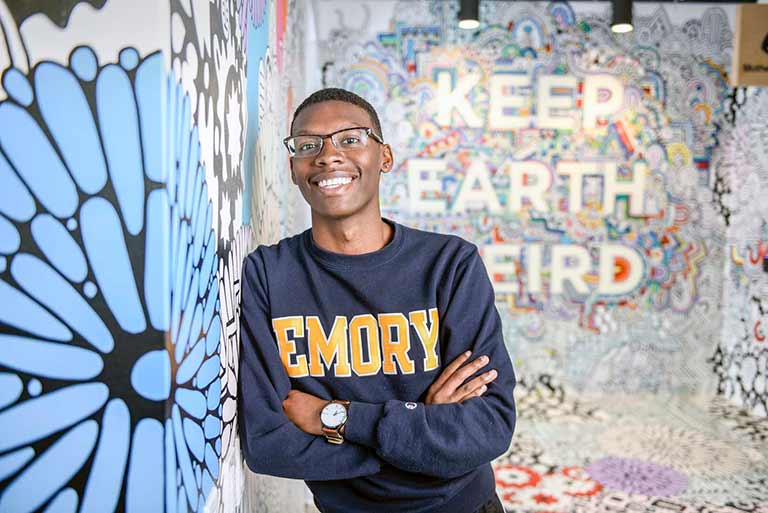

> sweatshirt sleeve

[
  {"left": 343, "top": 246, "right": 517, "bottom": 479},
  {"left": 238, "top": 250, "right": 383, "bottom": 481}
]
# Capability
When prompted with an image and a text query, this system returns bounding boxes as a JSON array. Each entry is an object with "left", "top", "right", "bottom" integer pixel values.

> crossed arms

[{"left": 283, "top": 351, "right": 498, "bottom": 436}]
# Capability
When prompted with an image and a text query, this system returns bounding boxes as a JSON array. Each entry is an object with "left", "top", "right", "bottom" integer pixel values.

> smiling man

[{"left": 238, "top": 88, "right": 516, "bottom": 513}]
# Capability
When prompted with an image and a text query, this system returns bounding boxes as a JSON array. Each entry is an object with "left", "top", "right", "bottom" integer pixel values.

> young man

[{"left": 239, "top": 88, "right": 516, "bottom": 513}]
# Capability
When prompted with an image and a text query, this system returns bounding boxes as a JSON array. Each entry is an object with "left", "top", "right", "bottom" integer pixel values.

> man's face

[{"left": 289, "top": 100, "right": 393, "bottom": 220}]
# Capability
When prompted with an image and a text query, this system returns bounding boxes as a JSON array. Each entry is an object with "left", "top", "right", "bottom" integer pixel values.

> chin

[
  {"left": 310, "top": 198, "right": 364, "bottom": 218},
  {"left": 313, "top": 207, "right": 359, "bottom": 221},
  {"left": 307, "top": 190, "right": 381, "bottom": 222},
  {"left": 312, "top": 200, "right": 372, "bottom": 221}
]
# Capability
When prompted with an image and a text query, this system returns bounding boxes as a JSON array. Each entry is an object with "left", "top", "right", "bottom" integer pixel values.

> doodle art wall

[
  {"left": 316, "top": 0, "right": 754, "bottom": 404},
  {"left": 0, "top": 0, "right": 309, "bottom": 512},
  {"left": 0, "top": 0, "right": 765, "bottom": 512},
  {"left": 712, "top": 86, "right": 768, "bottom": 417}
]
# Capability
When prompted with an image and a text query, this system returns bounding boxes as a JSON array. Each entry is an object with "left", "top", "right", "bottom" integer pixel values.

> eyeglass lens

[{"left": 287, "top": 128, "right": 370, "bottom": 158}]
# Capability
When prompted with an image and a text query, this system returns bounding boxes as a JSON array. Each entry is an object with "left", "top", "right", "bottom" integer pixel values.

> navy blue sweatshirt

[{"left": 239, "top": 219, "right": 517, "bottom": 513}]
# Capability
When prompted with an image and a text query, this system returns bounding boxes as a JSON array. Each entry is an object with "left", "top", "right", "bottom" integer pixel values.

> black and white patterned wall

[{"left": 0, "top": 0, "right": 309, "bottom": 511}]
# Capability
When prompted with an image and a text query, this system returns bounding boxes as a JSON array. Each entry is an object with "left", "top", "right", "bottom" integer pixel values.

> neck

[{"left": 310, "top": 211, "right": 393, "bottom": 255}]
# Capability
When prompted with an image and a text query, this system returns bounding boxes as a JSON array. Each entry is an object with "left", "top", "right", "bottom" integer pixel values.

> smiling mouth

[{"left": 313, "top": 175, "right": 357, "bottom": 192}]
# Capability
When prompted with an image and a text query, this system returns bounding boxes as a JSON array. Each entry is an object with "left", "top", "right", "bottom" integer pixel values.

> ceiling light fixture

[
  {"left": 458, "top": 0, "right": 480, "bottom": 30},
  {"left": 611, "top": 0, "right": 634, "bottom": 33}
]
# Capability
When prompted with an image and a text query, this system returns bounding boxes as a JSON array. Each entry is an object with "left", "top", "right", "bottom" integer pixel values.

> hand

[
  {"left": 425, "top": 351, "right": 497, "bottom": 405},
  {"left": 282, "top": 390, "right": 327, "bottom": 436}
]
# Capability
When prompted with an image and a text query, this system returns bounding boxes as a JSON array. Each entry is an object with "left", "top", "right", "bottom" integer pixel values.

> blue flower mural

[{"left": 0, "top": 46, "right": 221, "bottom": 512}]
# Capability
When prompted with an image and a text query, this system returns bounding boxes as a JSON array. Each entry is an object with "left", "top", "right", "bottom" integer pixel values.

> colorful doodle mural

[
  {"left": 314, "top": 0, "right": 767, "bottom": 510},
  {"left": 2, "top": 0, "right": 766, "bottom": 511},
  {"left": 318, "top": 0, "right": 731, "bottom": 397},
  {"left": 0, "top": 0, "right": 308, "bottom": 511}
]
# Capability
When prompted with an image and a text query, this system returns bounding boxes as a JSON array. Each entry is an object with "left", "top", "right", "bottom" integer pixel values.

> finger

[
  {"left": 434, "top": 351, "right": 472, "bottom": 387},
  {"left": 429, "top": 359, "right": 492, "bottom": 404},
  {"left": 430, "top": 351, "right": 472, "bottom": 391},
  {"left": 454, "top": 370, "right": 497, "bottom": 402},
  {"left": 459, "top": 385, "right": 487, "bottom": 403},
  {"left": 443, "top": 355, "right": 490, "bottom": 393}
]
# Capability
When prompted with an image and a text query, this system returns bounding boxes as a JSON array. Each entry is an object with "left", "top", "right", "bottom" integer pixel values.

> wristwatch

[{"left": 320, "top": 400, "right": 350, "bottom": 444}]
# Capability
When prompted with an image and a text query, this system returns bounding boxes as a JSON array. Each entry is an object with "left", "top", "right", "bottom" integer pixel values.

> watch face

[{"left": 321, "top": 402, "right": 347, "bottom": 428}]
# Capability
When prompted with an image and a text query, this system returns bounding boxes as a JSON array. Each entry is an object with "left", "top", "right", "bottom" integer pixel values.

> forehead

[{"left": 292, "top": 100, "right": 374, "bottom": 134}]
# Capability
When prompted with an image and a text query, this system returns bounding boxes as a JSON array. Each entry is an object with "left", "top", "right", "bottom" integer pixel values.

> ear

[{"left": 380, "top": 144, "right": 394, "bottom": 174}]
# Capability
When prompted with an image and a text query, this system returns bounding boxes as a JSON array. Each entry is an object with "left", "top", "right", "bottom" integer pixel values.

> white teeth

[{"left": 318, "top": 176, "right": 353, "bottom": 188}]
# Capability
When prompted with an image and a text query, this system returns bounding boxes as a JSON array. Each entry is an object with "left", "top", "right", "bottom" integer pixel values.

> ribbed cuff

[{"left": 345, "top": 401, "right": 384, "bottom": 448}]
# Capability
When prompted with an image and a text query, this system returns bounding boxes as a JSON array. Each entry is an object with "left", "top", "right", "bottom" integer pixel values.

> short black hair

[{"left": 290, "top": 88, "right": 383, "bottom": 139}]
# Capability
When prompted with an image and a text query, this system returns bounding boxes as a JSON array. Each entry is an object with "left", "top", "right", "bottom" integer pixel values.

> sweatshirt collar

[{"left": 304, "top": 218, "right": 404, "bottom": 270}]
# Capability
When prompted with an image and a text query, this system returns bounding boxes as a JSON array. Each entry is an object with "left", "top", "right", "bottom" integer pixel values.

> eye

[
  {"left": 297, "top": 142, "right": 318, "bottom": 152},
  {"left": 340, "top": 136, "right": 360, "bottom": 145}
]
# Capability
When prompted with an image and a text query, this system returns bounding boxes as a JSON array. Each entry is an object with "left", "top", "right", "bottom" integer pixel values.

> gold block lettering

[
  {"left": 350, "top": 314, "right": 382, "bottom": 376},
  {"left": 409, "top": 308, "right": 440, "bottom": 371},
  {"left": 306, "top": 316, "right": 351, "bottom": 377},
  {"left": 379, "top": 313, "right": 415, "bottom": 375},
  {"left": 272, "top": 316, "right": 309, "bottom": 378}
]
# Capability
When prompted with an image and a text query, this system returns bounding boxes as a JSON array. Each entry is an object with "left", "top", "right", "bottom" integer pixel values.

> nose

[{"left": 314, "top": 136, "right": 344, "bottom": 166}]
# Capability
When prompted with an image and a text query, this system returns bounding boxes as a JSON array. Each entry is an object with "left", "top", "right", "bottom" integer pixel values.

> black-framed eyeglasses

[{"left": 283, "top": 127, "right": 384, "bottom": 159}]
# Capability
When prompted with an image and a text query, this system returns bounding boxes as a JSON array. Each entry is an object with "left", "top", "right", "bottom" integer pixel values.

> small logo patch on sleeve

[{"left": 405, "top": 402, "right": 418, "bottom": 410}]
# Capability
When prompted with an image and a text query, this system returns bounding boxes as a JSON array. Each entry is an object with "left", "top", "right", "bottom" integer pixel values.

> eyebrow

[{"left": 292, "top": 125, "right": 365, "bottom": 136}]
